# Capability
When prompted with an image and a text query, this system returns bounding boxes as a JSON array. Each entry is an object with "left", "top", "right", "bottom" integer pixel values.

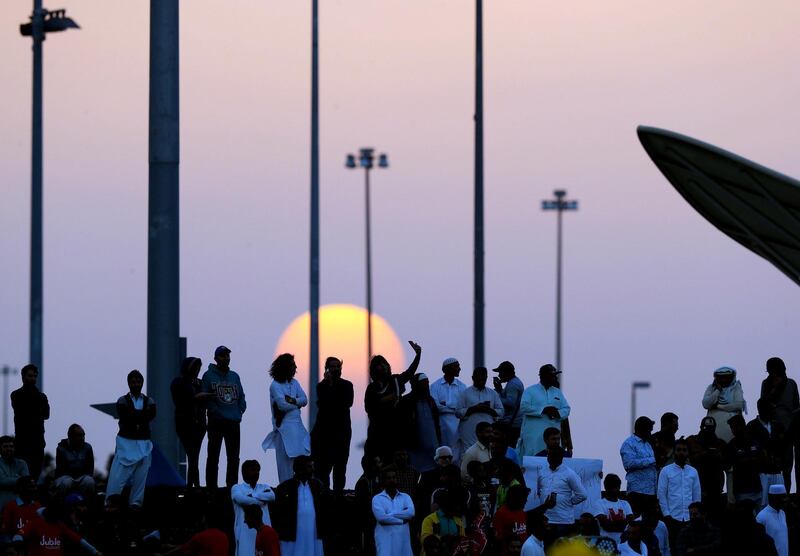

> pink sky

[{"left": 2, "top": 1, "right": 800, "bottom": 487}]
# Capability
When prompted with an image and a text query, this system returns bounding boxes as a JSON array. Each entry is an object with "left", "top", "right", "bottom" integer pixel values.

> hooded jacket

[
  {"left": 202, "top": 364, "right": 246, "bottom": 423},
  {"left": 55, "top": 439, "right": 94, "bottom": 479}
]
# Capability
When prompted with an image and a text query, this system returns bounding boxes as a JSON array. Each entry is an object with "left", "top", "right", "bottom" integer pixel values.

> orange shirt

[{"left": 255, "top": 525, "right": 281, "bottom": 556}]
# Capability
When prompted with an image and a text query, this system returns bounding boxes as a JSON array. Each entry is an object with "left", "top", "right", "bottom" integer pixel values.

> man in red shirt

[
  {"left": 244, "top": 504, "right": 280, "bottom": 556},
  {"left": 2, "top": 476, "right": 40, "bottom": 536},
  {"left": 17, "top": 503, "right": 102, "bottom": 556},
  {"left": 493, "top": 484, "right": 530, "bottom": 555}
]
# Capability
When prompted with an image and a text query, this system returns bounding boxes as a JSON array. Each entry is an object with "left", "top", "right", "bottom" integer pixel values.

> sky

[{"left": 2, "top": 0, "right": 800, "bottom": 488}]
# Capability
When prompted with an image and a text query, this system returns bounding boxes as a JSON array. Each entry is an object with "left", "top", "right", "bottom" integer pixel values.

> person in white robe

[
  {"left": 456, "top": 366, "right": 503, "bottom": 458},
  {"left": 756, "top": 484, "right": 789, "bottom": 556},
  {"left": 275, "top": 455, "right": 325, "bottom": 556},
  {"left": 372, "top": 465, "right": 415, "bottom": 556},
  {"left": 518, "top": 364, "right": 570, "bottom": 457},
  {"left": 106, "top": 370, "right": 155, "bottom": 508},
  {"left": 701, "top": 366, "right": 746, "bottom": 443},
  {"left": 262, "top": 353, "right": 311, "bottom": 483},
  {"left": 232, "top": 459, "right": 275, "bottom": 556},
  {"left": 429, "top": 358, "right": 466, "bottom": 457}
]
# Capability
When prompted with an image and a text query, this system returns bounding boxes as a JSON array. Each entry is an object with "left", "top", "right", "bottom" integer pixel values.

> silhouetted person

[
  {"left": 0, "top": 438, "right": 28, "bottom": 510},
  {"left": 10, "top": 364, "right": 49, "bottom": 480},
  {"left": 747, "top": 398, "right": 787, "bottom": 507},
  {"left": 263, "top": 353, "right": 310, "bottom": 484},
  {"left": 106, "top": 370, "right": 155, "bottom": 509},
  {"left": 456, "top": 366, "right": 503, "bottom": 458},
  {"left": 686, "top": 416, "right": 728, "bottom": 519},
  {"left": 720, "top": 500, "right": 777, "bottom": 556},
  {"left": 399, "top": 373, "right": 442, "bottom": 473},
  {"left": 725, "top": 414, "right": 764, "bottom": 506},
  {"left": 171, "top": 356, "right": 211, "bottom": 488},
  {"left": 18, "top": 501, "right": 103, "bottom": 556},
  {"left": 520, "top": 510, "right": 547, "bottom": 556},
  {"left": 372, "top": 464, "right": 415, "bottom": 556},
  {"left": 760, "top": 357, "right": 799, "bottom": 491},
  {"left": 492, "top": 361, "right": 524, "bottom": 448},
  {"left": 365, "top": 341, "right": 422, "bottom": 462},
  {"left": 620, "top": 416, "right": 658, "bottom": 515},
  {"left": 311, "top": 356, "right": 353, "bottom": 493},
  {"left": 594, "top": 473, "right": 633, "bottom": 547},
  {"left": 1, "top": 475, "right": 40, "bottom": 537},
  {"left": 53, "top": 424, "right": 95, "bottom": 498},
  {"left": 273, "top": 455, "right": 327, "bottom": 556},
  {"left": 355, "top": 455, "right": 383, "bottom": 556},
  {"left": 243, "top": 504, "right": 280, "bottom": 556},
  {"left": 674, "top": 501, "right": 720, "bottom": 556},
  {"left": 202, "top": 345, "right": 246, "bottom": 488},
  {"left": 651, "top": 412, "right": 679, "bottom": 469},
  {"left": 232, "top": 460, "right": 275, "bottom": 556}
]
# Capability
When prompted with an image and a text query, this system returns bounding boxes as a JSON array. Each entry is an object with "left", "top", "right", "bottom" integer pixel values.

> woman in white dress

[{"left": 262, "top": 354, "right": 311, "bottom": 483}]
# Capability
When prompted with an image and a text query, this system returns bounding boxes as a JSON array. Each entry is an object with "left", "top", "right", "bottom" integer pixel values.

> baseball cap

[
  {"left": 539, "top": 364, "right": 562, "bottom": 375},
  {"left": 214, "top": 345, "right": 231, "bottom": 357},
  {"left": 492, "top": 361, "right": 515, "bottom": 373}
]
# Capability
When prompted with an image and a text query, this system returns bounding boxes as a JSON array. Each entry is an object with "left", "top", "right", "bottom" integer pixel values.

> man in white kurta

[
  {"left": 429, "top": 358, "right": 467, "bottom": 457},
  {"left": 518, "top": 364, "right": 570, "bottom": 457},
  {"left": 372, "top": 467, "right": 415, "bottom": 556},
  {"left": 232, "top": 459, "right": 275, "bottom": 556},
  {"left": 756, "top": 484, "right": 789, "bottom": 556},
  {"left": 277, "top": 456, "right": 325, "bottom": 556},
  {"left": 456, "top": 367, "right": 503, "bottom": 458}
]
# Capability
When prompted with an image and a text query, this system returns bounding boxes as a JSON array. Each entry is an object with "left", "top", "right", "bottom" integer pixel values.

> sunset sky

[{"left": 2, "top": 1, "right": 800, "bottom": 487}]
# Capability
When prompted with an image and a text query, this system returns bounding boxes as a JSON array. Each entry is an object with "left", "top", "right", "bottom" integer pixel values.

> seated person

[{"left": 53, "top": 425, "right": 95, "bottom": 498}]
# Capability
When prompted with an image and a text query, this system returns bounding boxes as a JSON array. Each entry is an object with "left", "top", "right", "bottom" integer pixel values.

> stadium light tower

[{"left": 19, "top": 5, "right": 80, "bottom": 390}]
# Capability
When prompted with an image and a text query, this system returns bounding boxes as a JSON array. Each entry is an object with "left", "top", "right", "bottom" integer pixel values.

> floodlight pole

[
  {"left": 1, "top": 367, "right": 16, "bottom": 435},
  {"left": 542, "top": 190, "right": 578, "bottom": 376},
  {"left": 147, "top": 0, "right": 180, "bottom": 471},
  {"left": 309, "top": 0, "right": 320, "bottom": 427},
  {"left": 473, "top": 0, "right": 485, "bottom": 369}
]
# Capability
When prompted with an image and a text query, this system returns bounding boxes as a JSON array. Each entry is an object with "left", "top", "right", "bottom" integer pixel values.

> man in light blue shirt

[
  {"left": 620, "top": 416, "right": 658, "bottom": 515},
  {"left": 492, "top": 361, "right": 524, "bottom": 447}
]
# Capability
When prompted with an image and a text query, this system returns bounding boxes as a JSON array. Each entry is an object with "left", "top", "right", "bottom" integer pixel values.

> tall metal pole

[
  {"left": 473, "top": 0, "right": 485, "bottom": 368},
  {"left": 308, "top": 0, "right": 320, "bottom": 427},
  {"left": 365, "top": 167, "right": 373, "bottom": 368},
  {"left": 29, "top": 0, "right": 44, "bottom": 390},
  {"left": 147, "top": 0, "right": 180, "bottom": 470},
  {"left": 555, "top": 200, "right": 563, "bottom": 372}
]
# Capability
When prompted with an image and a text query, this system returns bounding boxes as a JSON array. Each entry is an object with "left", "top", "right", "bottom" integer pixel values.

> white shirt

[
  {"left": 654, "top": 520, "right": 670, "bottom": 556},
  {"left": 430, "top": 377, "right": 467, "bottom": 416},
  {"left": 536, "top": 463, "right": 587, "bottom": 524},
  {"left": 460, "top": 441, "right": 491, "bottom": 479},
  {"left": 372, "top": 490, "right": 415, "bottom": 556},
  {"left": 756, "top": 505, "right": 788, "bottom": 556},
  {"left": 657, "top": 462, "right": 701, "bottom": 522},
  {"left": 619, "top": 541, "right": 648, "bottom": 556},
  {"left": 231, "top": 482, "right": 275, "bottom": 556},
  {"left": 520, "top": 534, "right": 545, "bottom": 556},
  {"left": 593, "top": 498, "right": 632, "bottom": 545}
]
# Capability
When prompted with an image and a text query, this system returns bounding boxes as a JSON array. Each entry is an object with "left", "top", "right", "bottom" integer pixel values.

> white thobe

[
  {"left": 756, "top": 505, "right": 788, "bottom": 556},
  {"left": 429, "top": 378, "right": 467, "bottom": 453},
  {"left": 372, "top": 490, "right": 415, "bottom": 556},
  {"left": 232, "top": 482, "right": 275, "bottom": 556},
  {"left": 518, "top": 384, "right": 570, "bottom": 456},
  {"left": 280, "top": 482, "right": 324, "bottom": 556},
  {"left": 106, "top": 394, "right": 153, "bottom": 507},
  {"left": 262, "top": 379, "right": 311, "bottom": 483},
  {"left": 520, "top": 535, "right": 545, "bottom": 556},
  {"left": 456, "top": 386, "right": 504, "bottom": 456}
]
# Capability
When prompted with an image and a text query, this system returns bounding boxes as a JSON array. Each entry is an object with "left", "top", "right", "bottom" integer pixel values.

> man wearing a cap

[
  {"left": 492, "top": 361, "right": 524, "bottom": 448},
  {"left": 760, "top": 357, "right": 800, "bottom": 491},
  {"left": 518, "top": 365, "right": 570, "bottom": 457},
  {"left": 429, "top": 359, "right": 466, "bottom": 458},
  {"left": 456, "top": 367, "right": 503, "bottom": 459},
  {"left": 756, "top": 484, "right": 788, "bottom": 556},
  {"left": 202, "top": 345, "right": 247, "bottom": 488},
  {"left": 620, "top": 416, "right": 658, "bottom": 515}
]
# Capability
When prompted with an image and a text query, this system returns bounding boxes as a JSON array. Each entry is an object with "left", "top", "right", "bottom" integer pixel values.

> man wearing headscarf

[{"left": 702, "top": 366, "right": 746, "bottom": 443}]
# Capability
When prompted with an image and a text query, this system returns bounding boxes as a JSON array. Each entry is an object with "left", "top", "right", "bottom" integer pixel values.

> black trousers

[
  {"left": 626, "top": 492, "right": 658, "bottom": 516},
  {"left": 177, "top": 423, "right": 206, "bottom": 488},
  {"left": 15, "top": 438, "right": 44, "bottom": 480},
  {"left": 312, "top": 428, "right": 351, "bottom": 493},
  {"left": 206, "top": 420, "right": 240, "bottom": 488}
]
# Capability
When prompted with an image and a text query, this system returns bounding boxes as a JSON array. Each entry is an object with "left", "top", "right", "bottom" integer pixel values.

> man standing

[
  {"left": 492, "top": 361, "right": 524, "bottom": 449},
  {"left": 231, "top": 460, "right": 275, "bottom": 556},
  {"left": 399, "top": 374, "right": 441, "bottom": 473},
  {"left": 535, "top": 446, "right": 587, "bottom": 538},
  {"left": 686, "top": 416, "right": 728, "bottom": 518},
  {"left": 520, "top": 511, "right": 548, "bottom": 556},
  {"left": 202, "top": 345, "right": 246, "bottom": 488},
  {"left": 657, "top": 438, "right": 700, "bottom": 549},
  {"left": 460, "top": 422, "right": 493, "bottom": 480},
  {"left": 274, "top": 456, "right": 326, "bottom": 556},
  {"left": 456, "top": 367, "right": 503, "bottom": 458},
  {"left": 311, "top": 357, "right": 354, "bottom": 493},
  {"left": 429, "top": 358, "right": 467, "bottom": 455},
  {"left": 10, "top": 364, "right": 49, "bottom": 480},
  {"left": 756, "top": 484, "right": 789, "bottom": 556},
  {"left": 651, "top": 412, "right": 679, "bottom": 469},
  {"left": 620, "top": 416, "right": 658, "bottom": 515},
  {"left": 371, "top": 465, "right": 415, "bottom": 556},
  {"left": 748, "top": 398, "right": 787, "bottom": 507},
  {"left": 518, "top": 365, "right": 570, "bottom": 457},
  {"left": 106, "top": 370, "right": 156, "bottom": 509},
  {"left": 675, "top": 502, "right": 721, "bottom": 556},
  {"left": 725, "top": 414, "right": 764, "bottom": 506},
  {"left": 760, "top": 357, "right": 799, "bottom": 491}
]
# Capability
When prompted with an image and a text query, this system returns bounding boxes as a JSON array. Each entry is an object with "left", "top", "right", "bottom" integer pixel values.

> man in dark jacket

[
  {"left": 273, "top": 456, "right": 328, "bottom": 553},
  {"left": 310, "top": 357, "right": 354, "bottom": 493},
  {"left": 202, "top": 346, "right": 246, "bottom": 488},
  {"left": 760, "top": 357, "right": 800, "bottom": 491},
  {"left": 53, "top": 424, "right": 95, "bottom": 498},
  {"left": 10, "top": 364, "right": 49, "bottom": 479}
]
